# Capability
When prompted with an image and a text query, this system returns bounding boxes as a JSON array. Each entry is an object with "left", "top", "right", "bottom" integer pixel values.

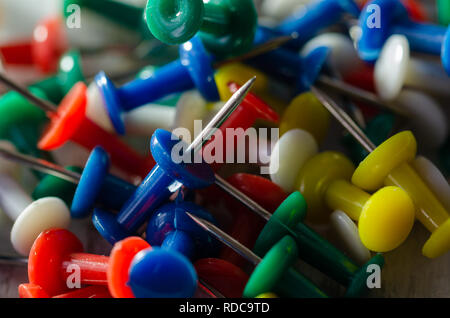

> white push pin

[
  {"left": 269, "top": 129, "right": 318, "bottom": 193},
  {"left": 0, "top": 143, "right": 70, "bottom": 256},
  {"left": 375, "top": 35, "right": 450, "bottom": 101},
  {"left": 330, "top": 210, "right": 371, "bottom": 265}
]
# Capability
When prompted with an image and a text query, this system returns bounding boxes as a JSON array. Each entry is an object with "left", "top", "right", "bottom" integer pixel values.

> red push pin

[
  {"left": 206, "top": 82, "right": 279, "bottom": 171},
  {"left": 0, "top": 73, "right": 155, "bottom": 178},
  {"left": 0, "top": 16, "right": 68, "bottom": 74},
  {"left": 19, "top": 284, "right": 112, "bottom": 298},
  {"left": 218, "top": 174, "right": 287, "bottom": 268},
  {"left": 27, "top": 228, "right": 150, "bottom": 298}
]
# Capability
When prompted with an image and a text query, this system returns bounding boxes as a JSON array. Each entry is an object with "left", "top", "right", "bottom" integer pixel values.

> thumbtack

[
  {"left": 127, "top": 201, "right": 220, "bottom": 298},
  {"left": 311, "top": 85, "right": 450, "bottom": 258},
  {"left": 92, "top": 77, "right": 255, "bottom": 244},
  {"left": 145, "top": 0, "right": 257, "bottom": 57},
  {"left": 25, "top": 228, "right": 149, "bottom": 297},
  {"left": 216, "top": 173, "right": 384, "bottom": 297},
  {"left": 0, "top": 72, "right": 155, "bottom": 178},
  {"left": 295, "top": 151, "right": 415, "bottom": 251},
  {"left": 95, "top": 34, "right": 291, "bottom": 134},
  {"left": 374, "top": 35, "right": 450, "bottom": 101},
  {"left": 359, "top": 0, "right": 450, "bottom": 75},
  {"left": 186, "top": 212, "right": 328, "bottom": 298}
]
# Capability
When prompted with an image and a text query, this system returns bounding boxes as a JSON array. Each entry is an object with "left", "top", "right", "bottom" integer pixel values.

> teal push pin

[
  {"left": 145, "top": 0, "right": 258, "bottom": 57},
  {"left": 186, "top": 212, "right": 328, "bottom": 298}
]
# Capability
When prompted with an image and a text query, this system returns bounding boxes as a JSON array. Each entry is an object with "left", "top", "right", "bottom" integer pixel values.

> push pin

[
  {"left": 145, "top": 0, "right": 257, "bottom": 57},
  {"left": 359, "top": 0, "right": 450, "bottom": 75},
  {"left": 312, "top": 85, "right": 450, "bottom": 258},
  {"left": 92, "top": 77, "right": 255, "bottom": 244},
  {"left": 248, "top": 34, "right": 409, "bottom": 115},
  {"left": 0, "top": 72, "right": 155, "bottom": 178},
  {"left": 186, "top": 213, "right": 328, "bottom": 298},
  {"left": 0, "top": 143, "right": 71, "bottom": 256},
  {"left": 261, "top": 0, "right": 360, "bottom": 50},
  {"left": 24, "top": 228, "right": 149, "bottom": 297},
  {"left": 295, "top": 151, "right": 415, "bottom": 251},
  {"left": 374, "top": 35, "right": 450, "bottom": 100},
  {"left": 127, "top": 201, "right": 220, "bottom": 298},
  {"left": 0, "top": 16, "right": 68, "bottom": 73},
  {"left": 218, "top": 173, "right": 385, "bottom": 297},
  {"left": 95, "top": 34, "right": 290, "bottom": 134}
]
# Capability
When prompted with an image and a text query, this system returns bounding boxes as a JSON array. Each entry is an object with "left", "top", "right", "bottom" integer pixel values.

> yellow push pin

[
  {"left": 214, "top": 62, "right": 287, "bottom": 113},
  {"left": 296, "top": 151, "right": 415, "bottom": 252},
  {"left": 312, "top": 86, "right": 450, "bottom": 258}
]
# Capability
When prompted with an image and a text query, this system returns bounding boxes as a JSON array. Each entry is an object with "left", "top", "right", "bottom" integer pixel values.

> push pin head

[
  {"left": 70, "top": 146, "right": 110, "bottom": 218},
  {"left": 128, "top": 247, "right": 198, "bottom": 298},
  {"left": 145, "top": 0, "right": 257, "bottom": 57}
]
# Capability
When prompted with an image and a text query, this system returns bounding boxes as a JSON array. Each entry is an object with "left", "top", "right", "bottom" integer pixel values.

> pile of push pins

[{"left": 0, "top": 0, "right": 449, "bottom": 298}]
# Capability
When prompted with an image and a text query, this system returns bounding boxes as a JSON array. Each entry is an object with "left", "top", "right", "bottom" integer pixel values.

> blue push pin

[
  {"left": 146, "top": 201, "right": 220, "bottom": 260},
  {"left": 92, "top": 78, "right": 255, "bottom": 245},
  {"left": 258, "top": 0, "right": 360, "bottom": 50},
  {"left": 358, "top": 0, "right": 450, "bottom": 75},
  {"left": 250, "top": 27, "right": 330, "bottom": 92},
  {"left": 95, "top": 35, "right": 219, "bottom": 135},
  {"left": 70, "top": 146, "right": 137, "bottom": 218},
  {"left": 128, "top": 246, "right": 198, "bottom": 298},
  {"left": 127, "top": 201, "right": 219, "bottom": 298}
]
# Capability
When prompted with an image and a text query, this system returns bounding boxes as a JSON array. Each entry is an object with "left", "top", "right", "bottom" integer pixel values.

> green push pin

[
  {"left": 32, "top": 166, "right": 82, "bottom": 206},
  {"left": 145, "top": 0, "right": 257, "bottom": 57},
  {"left": 0, "top": 88, "right": 51, "bottom": 179},
  {"left": 64, "top": 0, "right": 153, "bottom": 39},
  {"left": 186, "top": 213, "right": 328, "bottom": 298},
  {"left": 343, "top": 113, "right": 395, "bottom": 164},
  {"left": 438, "top": 0, "right": 450, "bottom": 26},
  {"left": 253, "top": 192, "right": 385, "bottom": 297},
  {"left": 31, "top": 50, "right": 85, "bottom": 104}
]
